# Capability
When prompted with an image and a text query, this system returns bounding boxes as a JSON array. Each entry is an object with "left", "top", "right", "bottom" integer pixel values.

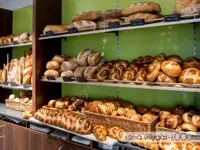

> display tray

[
  {"left": 39, "top": 14, "right": 200, "bottom": 40},
  {"left": 0, "top": 41, "right": 32, "bottom": 49},
  {"left": 41, "top": 76, "right": 200, "bottom": 93},
  {"left": 5, "top": 99, "right": 32, "bottom": 112},
  {"left": 84, "top": 110, "right": 158, "bottom": 132},
  {"left": 29, "top": 117, "right": 118, "bottom": 146}
]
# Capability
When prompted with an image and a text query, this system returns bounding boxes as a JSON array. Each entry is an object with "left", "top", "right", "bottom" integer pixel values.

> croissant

[
  {"left": 34, "top": 107, "right": 92, "bottom": 134},
  {"left": 93, "top": 125, "right": 107, "bottom": 141}
]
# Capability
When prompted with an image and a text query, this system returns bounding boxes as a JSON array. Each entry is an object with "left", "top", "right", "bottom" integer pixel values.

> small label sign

[
  {"left": 68, "top": 27, "right": 78, "bottom": 33},
  {"left": 46, "top": 31, "right": 53, "bottom": 36},
  {"left": 47, "top": 76, "right": 56, "bottom": 80},
  {"left": 130, "top": 19, "right": 145, "bottom": 26},
  {"left": 3, "top": 82, "right": 9, "bottom": 86},
  {"left": 164, "top": 14, "right": 181, "bottom": 22},
  {"left": 63, "top": 77, "right": 73, "bottom": 82},
  {"left": 77, "top": 77, "right": 87, "bottom": 83},
  {"left": 12, "top": 41, "right": 18, "bottom": 45},
  {"left": 108, "top": 22, "right": 121, "bottom": 29}
]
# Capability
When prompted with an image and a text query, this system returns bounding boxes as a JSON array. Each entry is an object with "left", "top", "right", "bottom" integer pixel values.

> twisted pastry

[
  {"left": 121, "top": 69, "right": 136, "bottom": 81},
  {"left": 67, "top": 99, "right": 84, "bottom": 111},
  {"left": 146, "top": 61, "right": 161, "bottom": 82},
  {"left": 107, "top": 127, "right": 128, "bottom": 142},
  {"left": 93, "top": 125, "right": 107, "bottom": 141},
  {"left": 96, "top": 66, "right": 111, "bottom": 81},
  {"left": 135, "top": 67, "right": 147, "bottom": 81}
]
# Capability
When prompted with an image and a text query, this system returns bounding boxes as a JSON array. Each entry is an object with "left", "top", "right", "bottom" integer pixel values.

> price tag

[
  {"left": 10, "top": 82, "right": 17, "bottom": 86},
  {"left": 3, "top": 82, "right": 9, "bottom": 86},
  {"left": 47, "top": 76, "right": 56, "bottom": 80},
  {"left": 76, "top": 77, "right": 87, "bottom": 83},
  {"left": 12, "top": 41, "right": 18, "bottom": 45},
  {"left": 22, "top": 84, "right": 30, "bottom": 89},
  {"left": 68, "top": 27, "right": 78, "bottom": 33},
  {"left": 164, "top": 14, "right": 180, "bottom": 22},
  {"left": 108, "top": 22, "right": 121, "bottom": 29},
  {"left": 130, "top": 19, "right": 145, "bottom": 26},
  {"left": 63, "top": 77, "right": 73, "bottom": 82},
  {"left": 46, "top": 31, "right": 53, "bottom": 36}
]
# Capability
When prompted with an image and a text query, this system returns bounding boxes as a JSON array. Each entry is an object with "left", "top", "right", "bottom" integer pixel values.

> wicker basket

[
  {"left": 84, "top": 110, "right": 158, "bottom": 132},
  {"left": 5, "top": 99, "right": 22, "bottom": 111},
  {"left": 20, "top": 103, "right": 32, "bottom": 111}
]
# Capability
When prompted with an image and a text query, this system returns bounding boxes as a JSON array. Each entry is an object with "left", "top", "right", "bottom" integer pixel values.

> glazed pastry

[
  {"left": 146, "top": 61, "right": 161, "bottom": 82},
  {"left": 192, "top": 115, "right": 200, "bottom": 129},
  {"left": 159, "top": 111, "right": 171, "bottom": 120},
  {"left": 93, "top": 125, "right": 107, "bottom": 141},
  {"left": 96, "top": 66, "right": 111, "bottom": 80},
  {"left": 44, "top": 70, "right": 59, "bottom": 77},
  {"left": 125, "top": 13, "right": 159, "bottom": 23},
  {"left": 46, "top": 60, "right": 60, "bottom": 70},
  {"left": 61, "top": 58, "right": 79, "bottom": 71},
  {"left": 72, "top": 11, "right": 103, "bottom": 22},
  {"left": 87, "top": 52, "right": 102, "bottom": 66},
  {"left": 161, "top": 61, "right": 182, "bottom": 77},
  {"left": 103, "top": 9, "right": 122, "bottom": 19},
  {"left": 179, "top": 68, "right": 200, "bottom": 84},
  {"left": 43, "top": 25, "right": 67, "bottom": 34},
  {"left": 107, "top": 127, "right": 128, "bottom": 142},
  {"left": 74, "top": 66, "right": 88, "bottom": 78},
  {"left": 121, "top": 69, "right": 136, "bottom": 81},
  {"left": 122, "top": 2, "right": 161, "bottom": 16},
  {"left": 164, "top": 114, "right": 178, "bottom": 129},
  {"left": 135, "top": 68, "right": 147, "bottom": 81},
  {"left": 136, "top": 105, "right": 148, "bottom": 115},
  {"left": 77, "top": 49, "right": 92, "bottom": 66}
]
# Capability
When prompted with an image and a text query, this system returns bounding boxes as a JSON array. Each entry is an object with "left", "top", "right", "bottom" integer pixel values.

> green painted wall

[{"left": 12, "top": 1, "right": 200, "bottom": 109}]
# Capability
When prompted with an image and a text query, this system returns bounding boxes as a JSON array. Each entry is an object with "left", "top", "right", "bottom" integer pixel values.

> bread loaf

[
  {"left": 61, "top": 58, "right": 79, "bottom": 71},
  {"left": 84, "top": 66, "right": 98, "bottom": 79},
  {"left": 87, "top": 52, "right": 102, "bottom": 66},
  {"left": 23, "top": 53, "right": 32, "bottom": 85},
  {"left": 161, "top": 61, "right": 182, "bottom": 77},
  {"left": 182, "top": 57, "right": 200, "bottom": 70},
  {"left": 44, "top": 70, "right": 59, "bottom": 77},
  {"left": 179, "top": 68, "right": 200, "bottom": 84},
  {"left": 43, "top": 25, "right": 67, "bottom": 35},
  {"left": 74, "top": 66, "right": 87, "bottom": 78},
  {"left": 46, "top": 61, "right": 60, "bottom": 70},
  {"left": 97, "top": 18, "right": 123, "bottom": 29},
  {"left": 61, "top": 70, "right": 74, "bottom": 78},
  {"left": 157, "top": 72, "right": 176, "bottom": 83},
  {"left": 167, "top": 55, "right": 183, "bottom": 64},
  {"left": 77, "top": 49, "right": 92, "bottom": 66},
  {"left": 72, "top": 11, "right": 103, "bottom": 22},
  {"left": 103, "top": 9, "right": 122, "bottom": 19},
  {"left": 174, "top": 0, "right": 200, "bottom": 14},
  {"left": 125, "top": 13, "right": 159, "bottom": 23},
  {"left": 122, "top": 2, "right": 161, "bottom": 16},
  {"left": 68, "top": 20, "right": 97, "bottom": 31},
  {"left": 52, "top": 55, "right": 65, "bottom": 63}
]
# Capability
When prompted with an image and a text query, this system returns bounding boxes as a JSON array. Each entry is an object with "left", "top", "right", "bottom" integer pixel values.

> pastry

[
  {"left": 68, "top": 20, "right": 97, "bottom": 31},
  {"left": 167, "top": 55, "right": 183, "bottom": 64},
  {"left": 43, "top": 25, "right": 67, "bottom": 35},
  {"left": 93, "top": 125, "right": 107, "bottom": 141},
  {"left": 174, "top": 0, "right": 200, "bottom": 14},
  {"left": 172, "top": 105, "right": 186, "bottom": 116},
  {"left": 150, "top": 106, "right": 161, "bottom": 114},
  {"left": 44, "top": 70, "right": 59, "bottom": 77},
  {"left": 87, "top": 51, "right": 102, "bottom": 66},
  {"left": 23, "top": 110, "right": 33, "bottom": 119},
  {"left": 142, "top": 113, "right": 154, "bottom": 122},
  {"left": 179, "top": 68, "right": 200, "bottom": 84},
  {"left": 46, "top": 61, "right": 60, "bottom": 70},
  {"left": 52, "top": 55, "right": 66, "bottom": 63},
  {"left": 192, "top": 115, "right": 200, "bottom": 128},
  {"left": 107, "top": 127, "right": 128, "bottom": 142},
  {"left": 84, "top": 66, "right": 98, "bottom": 79},
  {"left": 48, "top": 100, "right": 57, "bottom": 108},
  {"left": 125, "top": 13, "right": 159, "bottom": 23},
  {"left": 117, "top": 107, "right": 126, "bottom": 116},
  {"left": 61, "top": 58, "right": 79, "bottom": 71},
  {"left": 182, "top": 57, "right": 200, "bottom": 70},
  {"left": 157, "top": 72, "right": 177, "bottom": 83},
  {"left": 96, "top": 66, "right": 111, "bottom": 80},
  {"left": 72, "top": 11, "right": 103, "bottom": 22},
  {"left": 77, "top": 49, "right": 92, "bottom": 66},
  {"left": 164, "top": 114, "right": 178, "bottom": 129},
  {"left": 55, "top": 101, "right": 66, "bottom": 109},
  {"left": 182, "top": 112, "right": 193, "bottom": 123},
  {"left": 121, "top": 69, "right": 136, "bottom": 81},
  {"left": 178, "top": 4, "right": 200, "bottom": 15},
  {"left": 136, "top": 105, "right": 148, "bottom": 115},
  {"left": 97, "top": 18, "right": 123, "bottom": 29},
  {"left": 61, "top": 70, "right": 74, "bottom": 78},
  {"left": 74, "top": 66, "right": 88, "bottom": 78},
  {"left": 161, "top": 61, "right": 182, "bottom": 77},
  {"left": 147, "top": 61, "right": 161, "bottom": 82},
  {"left": 67, "top": 99, "right": 84, "bottom": 111},
  {"left": 159, "top": 111, "right": 171, "bottom": 120},
  {"left": 181, "top": 122, "right": 197, "bottom": 132},
  {"left": 122, "top": 2, "right": 162, "bottom": 16},
  {"left": 135, "top": 68, "right": 147, "bottom": 81},
  {"left": 103, "top": 9, "right": 122, "bottom": 19}
]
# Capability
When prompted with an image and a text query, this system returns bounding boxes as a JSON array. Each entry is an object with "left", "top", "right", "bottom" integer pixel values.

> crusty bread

[
  {"left": 124, "top": 13, "right": 159, "bottom": 23},
  {"left": 68, "top": 20, "right": 97, "bottom": 31}
]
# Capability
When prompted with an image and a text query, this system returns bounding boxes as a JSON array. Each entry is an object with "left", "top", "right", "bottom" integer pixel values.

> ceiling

[{"left": 0, "top": 0, "right": 32, "bottom": 11}]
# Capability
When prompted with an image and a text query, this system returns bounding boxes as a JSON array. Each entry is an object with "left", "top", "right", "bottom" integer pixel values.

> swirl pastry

[{"left": 96, "top": 66, "right": 111, "bottom": 81}]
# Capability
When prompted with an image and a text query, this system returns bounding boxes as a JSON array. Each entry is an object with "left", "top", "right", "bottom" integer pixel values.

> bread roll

[
  {"left": 68, "top": 20, "right": 97, "bottom": 31},
  {"left": 87, "top": 52, "right": 102, "bottom": 66},
  {"left": 182, "top": 57, "right": 200, "bottom": 70},
  {"left": 52, "top": 55, "right": 65, "bottom": 63},
  {"left": 103, "top": 9, "right": 122, "bottom": 19},
  {"left": 61, "top": 70, "right": 74, "bottom": 78},
  {"left": 159, "top": 111, "right": 171, "bottom": 120},
  {"left": 157, "top": 72, "right": 176, "bottom": 83},
  {"left": 43, "top": 25, "right": 67, "bottom": 34},
  {"left": 77, "top": 49, "right": 92, "bottom": 66},
  {"left": 122, "top": 2, "right": 161, "bottom": 16},
  {"left": 172, "top": 105, "right": 186, "bottom": 116},
  {"left": 182, "top": 112, "right": 193, "bottom": 123},
  {"left": 55, "top": 101, "right": 66, "bottom": 109},
  {"left": 61, "top": 58, "right": 79, "bottom": 71},
  {"left": 161, "top": 61, "right": 182, "bottom": 77},
  {"left": 181, "top": 122, "right": 197, "bottom": 132},
  {"left": 125, "top": 13, "right": 159, "bottom": 23},
  {"left": 48, "top": 100, "right": 57, "bottom": 108},
  {"left": 46, "top": 61, "right": 60, "bottom": 70},
  {"left": 72, "top": 11, "right": 103, "bottom": 22},
  {"left": 167, "top": 55, "right": 183, "bottom": 64},
  {"left": 136, "top": 105, "right": 148, "bottom": 115},
  {"left": 164, "top": 114, "right": 178, "bottom": 129},
  {"left": 74, "top": 66, "right": 87, "bottom": 78},
  {"left": 179, "top": 68, "right": 200, "bottom": 84},
  {"left": 142, "top": 113, "right": 154, "bottom": 122},
  {"left": 44, "top": 70, "right": 59, "bottom": 77},
  {"left": 192, "top": 115, "right": 200, "bottom": 129}
]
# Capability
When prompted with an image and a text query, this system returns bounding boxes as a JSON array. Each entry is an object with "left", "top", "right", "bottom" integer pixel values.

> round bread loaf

[
  {"left": 167, "top": 55, "right": 183, "bottom": 64},
  {"left": 157, "top": 72, "right": 176, "bottom": 83},
  {"left": 161, "top": 61, "right": 182, "bottom": 77},
  {"left": 52, "top": 55, "right": 65, "bottom": 63},
  {"left": 122, "top": 2, "right": 161, "bottom": 16},
  {"left": 46, "top": 60, "right": 60, "bottom": 70},
  {"left": 77, "top": 49, "right": 92, "bottom": 66},
  {"left": 44, "top": 70, "right": 59, "bottom": 77},
  {"left": 61, "top": 58, "right": 79, "bottom": 71},
  {"left": 182, "top": 57, "right": 200, "bottom": 70},
  {"left": 179, "top": 68, "right": 200, "bottom": 84}
]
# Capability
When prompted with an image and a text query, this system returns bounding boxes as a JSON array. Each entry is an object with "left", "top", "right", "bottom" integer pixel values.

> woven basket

[
  {"left": 5, "top": 99, "right": 22, "bottom": 111},
  {"left": 84, "top": 110, "right": 158, "bottom": 132},
  {"left": 20, "top": 103, "right": 32, "bottom": 111}
]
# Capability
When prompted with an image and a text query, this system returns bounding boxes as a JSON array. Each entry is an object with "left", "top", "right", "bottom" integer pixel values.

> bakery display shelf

[
  {"left": 41, "top": 77, "right": 200, "bottom": 93},
  {"left": 1, "top": 84, "right": 32, "bottom": 91},
  {"left": 29, "top": 117, "right": 118, "bottom": 147},
  {"left": 0, "top": 42, "right": 32, "bottom": 49},
  {"left": 39, "top": 18, "right": 200, "bottom": 40}
]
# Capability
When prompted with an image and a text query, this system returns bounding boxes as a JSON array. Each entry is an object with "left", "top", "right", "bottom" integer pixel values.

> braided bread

[
  {"left": 135, "top": 67, "right": 147, "bottom": 81},
  {"left": 122, "top": 2, "right": 161, "bottom": 16},
  {"left": 121, "top": 69, "right": 136, "bottom": 81},
  {"left": 107, "top": 127, "right": 128, "bottom": 142},
  {"left": 34, "top": 107, "right": 92, "bottom": 134},
  {"left": 147, "top": 61, "right": 161, "bottom": 82},
  {"left": 93, "top": 125, "right": 107, "bottom": 141}
]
